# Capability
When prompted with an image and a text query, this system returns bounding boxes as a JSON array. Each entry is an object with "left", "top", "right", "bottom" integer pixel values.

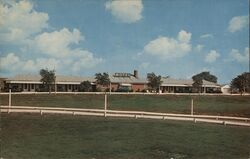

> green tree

[
  {"left": 39, "top": 68, "right": 56, "bottom": 93},
  {"left": 79, "top": 81, "right": 92, "bottom": 92},
  {"left": 192, "top": 76, "right": 203, "bottom": 93},
  {"left": 231, "top": 72, "right": 250, "bottom": 94},
  {"left": 95, "top": 72, "right": 110, "bottom": 91},
  {"left": 192, "top": 71, "right": 218, "bottom": 93},
  {"left": 147, "top": 72, "right": 162, "bottom": 92}
]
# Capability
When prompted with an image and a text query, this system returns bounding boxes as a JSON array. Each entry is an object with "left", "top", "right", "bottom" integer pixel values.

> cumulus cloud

[
  {"left": 205, "top": 50, "right": 220, "bottom": 63},
  {"left": 200, "top": 34, "right": 213, "bottom": 39},
  {"left": 195, "top": 44, "right": 204, "bottom": 52},
  {"left": 178, "top": 30, "right": 191, "bottom": 43},
  {"left": 31, "top": 28, "right": 103, "bottom": 70},
  {"left": 229, "top": 48, "right": 249, "bottom": 63},
  {"left": 0, "top": 53, "right": 21, "bottom": 71},
  {"left": 22, "top": 58, "right": 60, "bottom": 72},
  {"left": 228, "top": 15, "right": 249, "bottom": 33},
  {"left": 0, "top": 51, "right": 102, "bottom": 74},
  {"left": 0, "top": 0, "right": 49, "bottom": 43},
  {"left": 139, "top": 62, "right": 150, "bottom": 69},
  {"left": 0, "top": 1, "right": 103, "bottom": 75},
  {"left": 33, "top": 28, "right": 83, "bottom": 57},
  {"left": 105, "top": 0, "right": 143, "bottom": 23},
  {"left": 144, "top": 30, "right": 192, "bottom": 59},
  {"left": 0, "top": 53, "right": 60, "bottom": 73}
]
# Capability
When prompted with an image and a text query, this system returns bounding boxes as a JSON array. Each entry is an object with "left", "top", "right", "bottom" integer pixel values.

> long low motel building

[{"left": 3, "top": 73, "right": 221, "bottom": 93}]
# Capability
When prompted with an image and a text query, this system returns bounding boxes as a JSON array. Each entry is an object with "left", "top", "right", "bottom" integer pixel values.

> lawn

[
  {"left": 1, "top": 113, "right": 250, "bottom": 159},
  {"left": 0, "top": 94, "right": 250, "bottom": 117}
]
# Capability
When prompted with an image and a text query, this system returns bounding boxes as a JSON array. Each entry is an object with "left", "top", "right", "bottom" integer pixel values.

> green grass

[
  {"left": 0, "top": 94, "right": 104, "bottom": 109},
  {"left": 0, "top": 94, "right": 250, "bottom": 117},
  {"left": 1, "top": 113, "right": 250, "bottom": 159}
]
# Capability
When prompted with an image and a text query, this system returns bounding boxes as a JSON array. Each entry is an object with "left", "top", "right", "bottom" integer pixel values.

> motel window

[
  {"left": 31, "top": 84, "right": 34, "bottom": 89},
  {"left": 69, "top": 85, "right": 71, "bottom": 89},
  {"left": 24, "top": 84, "right": 27, "bottom": 89}
]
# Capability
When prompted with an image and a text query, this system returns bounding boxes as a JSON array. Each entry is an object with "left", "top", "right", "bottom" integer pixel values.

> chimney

[{"left": 134, "top": 70, "right": 138, "bottom": 78}]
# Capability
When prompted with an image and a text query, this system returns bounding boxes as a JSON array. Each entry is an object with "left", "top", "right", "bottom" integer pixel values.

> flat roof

[{"left": 5, "top": 74, "right": 221, "bottom": 87}]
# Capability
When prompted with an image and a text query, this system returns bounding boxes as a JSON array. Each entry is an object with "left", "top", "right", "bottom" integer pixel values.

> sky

[{"left": 0, "top": 0, "right": 249, "bottom": 84}]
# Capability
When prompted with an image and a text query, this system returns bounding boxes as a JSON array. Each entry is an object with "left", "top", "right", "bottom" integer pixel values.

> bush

[{"left": 95, "top": 87, "right": 102, "bottom": 92}]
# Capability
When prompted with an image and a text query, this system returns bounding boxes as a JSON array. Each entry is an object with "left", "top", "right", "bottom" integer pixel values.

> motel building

[
  {"left": 3, "top": 70, "right": 147, "bottom": 93},
  {"left": 2, "top": 70, "right": 221, "bottom": 93},
  {"left": 160, "top": 77, "right": 221, "bottom": 93}
]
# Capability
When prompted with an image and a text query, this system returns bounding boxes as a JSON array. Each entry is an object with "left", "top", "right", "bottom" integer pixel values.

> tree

[
  {"left": 147, "top": 72, "right": 162, "bottom": 92},
  {"left": 231, "top": 72, "right": 250, "bottom": 94},
  {"left": 39, "top": 68, "right": 56, "bottom": 93},
  {"left": 79, "top": 81, "right": 92, "bottom": 92},
  {"left": 95, "top": 72, "right": 110, "bottom": 91},
  {"left": 192, "top": 71, "right": 218, "bottom": 93},
  {"left": 192, "top": 77, "right": 203, "bottom": 93}
]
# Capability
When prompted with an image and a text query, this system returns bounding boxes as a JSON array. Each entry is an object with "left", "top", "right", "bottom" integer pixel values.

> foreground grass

[
  {"left": 1, "top": 113, "right": 250, "bottom": 159},
  {"left": 0, "top": 94, "right": 250, "bottom": 117}
]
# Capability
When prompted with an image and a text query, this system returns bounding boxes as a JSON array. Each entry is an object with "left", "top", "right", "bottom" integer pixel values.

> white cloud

[
  {"left": 228, "top": 15, "right": 249, "bottom": 33},
  {"left": 0, "top": 51, "right": 102, "bottom": 74},
  {"left": 0, "top": 0, "right": 49, "bottom": 43},
  {"left": 178, "top": 30, "right": 191, "bottom": 43},
  {"left": 0, "top": 28, "right": 103, "bottom": 74},
  {"left": 0, "top": 1, "right": 103, "bottom": 76},
  {"left": 0, "top": 53, "right": 59, "bottom": 73},
  {"left": 229, "top": 47, "right": 249, "bottom": 63},
  {"left": 22, "top": 58, "right": 60, "bottom": 72},
  {"left": 205, "top": 50, "right": 220, "bottom": 63},
  {"left": 71, "top": 50, "right": 103, "bottom": 72},
  {"left": 139, "top": 62, "right": 150, "bottom": 69},
  {"left": 105, "top": 0, "right": 143, "bottom": 23},
  {"left": 33, "top": 28, "right": 83, "bottom": 57},
  {"left": 31, "top": 28, "right": 103, "bottom": 70},
  {"left": 0, "top": 53, "right": 21, "bottom": 71},
  {"left": 195, "top": 44, "right": 204, "bottom": 52},
  {"left": 200, "top": 34, "right": 213, "bottom": 39},
  {"left": 144, "top": 30, "right": 192, "bottom": 59}
]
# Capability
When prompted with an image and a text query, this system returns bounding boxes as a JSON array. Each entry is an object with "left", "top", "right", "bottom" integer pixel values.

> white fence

[
  {"left": 1, "top": 90, "right": 250, "bottom": 96},
  {"left": 1, "top": 105, "right": 250, "bottom": 127},
  {"left": 1, "top": 90, "right": 250, "bottom": 127}
]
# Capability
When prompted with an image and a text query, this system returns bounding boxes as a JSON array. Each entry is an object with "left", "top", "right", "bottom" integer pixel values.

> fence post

[
  {"left": 191, "top": 98, "right": 193, "bottom": 116},
  {"left": 8, "top": 89, "right": 11, "bottom": 113},
  {"left": 109, "top": 82, "right": 111, "bottom": 94},
  {"left": 104, "top": 93, "right": 107, "bottom": 117}
]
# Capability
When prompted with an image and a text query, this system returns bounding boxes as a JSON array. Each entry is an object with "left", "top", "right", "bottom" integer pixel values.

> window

[
  {"left": 24, "top": 84, "right": 27, "bottom": 89},
  {"left": 31, "top": 84, "right": 34, "bottom": 89}
]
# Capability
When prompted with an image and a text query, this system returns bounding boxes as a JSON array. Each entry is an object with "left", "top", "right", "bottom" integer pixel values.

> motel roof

[
  {"left": 6, "top": 74, "right": 95, "bottom": 85},
  {"left": 6, "top": 74, "right": 147, "bottom": 84},
  {"left": 5, "top": 74, "right": 221, "bottom": 87},
  {"left": 161, "top": 77, "right": 221, "bottom": 87}
]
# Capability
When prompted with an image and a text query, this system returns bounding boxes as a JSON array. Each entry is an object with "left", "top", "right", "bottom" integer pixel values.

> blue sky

[{"left": 0, "top": 0, "right": 249, "bottom": 84}]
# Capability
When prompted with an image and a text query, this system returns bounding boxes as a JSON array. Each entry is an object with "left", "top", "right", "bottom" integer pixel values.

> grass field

[
  {"left": 1, "top": 94, "right": 250, "bottom": 117},
  {"left": 1, "top": 113, "right": 250, "bottom": 159}
]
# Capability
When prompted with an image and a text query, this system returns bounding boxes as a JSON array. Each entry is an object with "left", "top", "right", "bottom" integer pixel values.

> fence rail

[
  {"left": 1, "top": 105, "right": 249, "bottom": 127},
  {"left": 1, "top": 91, "right": 250, "bottom": 96}
]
